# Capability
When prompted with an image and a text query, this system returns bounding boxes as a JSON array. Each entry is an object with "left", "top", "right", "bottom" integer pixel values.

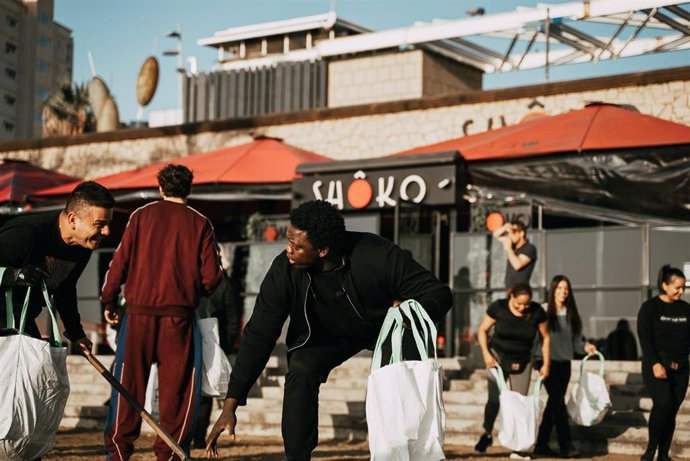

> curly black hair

[
  {"left": 65, "top": 181, "right": 115, "bottom": 213},
  {"left": 290, "top": 200, "right": 346, "bottom": 250},
  {"left": 157, "top": 164, "right": 193, "bottom": 198}
]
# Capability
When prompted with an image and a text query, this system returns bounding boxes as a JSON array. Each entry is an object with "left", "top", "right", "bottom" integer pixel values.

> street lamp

[{"left": 163, "top": 25, "right": 185, "bottom": 116}]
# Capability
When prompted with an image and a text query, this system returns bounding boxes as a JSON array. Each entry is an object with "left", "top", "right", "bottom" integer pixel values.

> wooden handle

[{"left": 83, "top": 352, "right": 191, "bottom": 461}]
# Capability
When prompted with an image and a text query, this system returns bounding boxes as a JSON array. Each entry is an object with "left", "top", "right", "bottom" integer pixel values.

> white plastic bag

[
  {"left": 0, "top": 275, "right": 70, "bottom": 460},
  {"left": 198, "top": 317, "right": 232, "bottom": 397},
  {"left": 366, "top": 300, "right": 445, "bottom": 461},
  {"left": 144, "top": 363, "right": 159, "bottom": 419},
  {"left": 567, "top": 351, "right": 611, "bottom": 426},
  {"left": 491, "top": 366, "right": 543, "bottom": 452}
]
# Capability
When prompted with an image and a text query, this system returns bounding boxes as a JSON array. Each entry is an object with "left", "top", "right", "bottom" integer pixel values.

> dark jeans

[
  {"left": 281, "top": 340, "right": 364, "bottom": 460},
  {"left": 642, "top": 360, "right": 689, "bottom": 457},
  {"left": 536, "top": 360, "right": 572, "bottom": 451},
  {"left": 282, "top": 332, "right": 422, "bottom": 460}
]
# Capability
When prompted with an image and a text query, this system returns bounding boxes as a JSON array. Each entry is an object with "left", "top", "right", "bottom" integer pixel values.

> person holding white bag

[
  {"left": 533, "top": 275, "right": 597, "bottom": 458},
  {"left": 475, "top": 283, "right": 550, "bottom": 457},
  {"left": 637, "top": 265, "right": 690, "bottom": 461},
  {"left": 205, "top": 200, "right": 452, "bottom": 461}
]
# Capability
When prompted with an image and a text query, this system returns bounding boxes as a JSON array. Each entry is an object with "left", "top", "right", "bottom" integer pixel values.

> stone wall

[
  {"left": 328, "top": 50, "right": 423, "bottom": 107},
  {"left": 1, "top": 67, "right": 689, "bottom": 180}
]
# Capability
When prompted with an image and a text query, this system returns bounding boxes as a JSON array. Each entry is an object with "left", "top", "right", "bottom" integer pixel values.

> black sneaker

[
  {"left": 533, "top": 445, "right": 557, "bottom": 458},
  {"left": 640, "top": 450, "right": 655, "bottom": 461},
  {"left": 560, "top": 447, "right": 580, "bottom": 458},
  {"left": 657, "top": 456, "right": 673, "bottom": 461},
  {"left": 474, "top": 433, "right": 493, "bottom": 453}
]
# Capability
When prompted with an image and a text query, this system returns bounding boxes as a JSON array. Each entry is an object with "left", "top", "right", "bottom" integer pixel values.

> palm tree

[{"left": 42, "top": 82, "right": 96, "bottom": 137}]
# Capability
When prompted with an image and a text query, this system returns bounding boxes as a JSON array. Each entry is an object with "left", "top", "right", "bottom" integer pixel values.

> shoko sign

[{"left": 293, "top": 152, "right": 460, "bottom": 210}]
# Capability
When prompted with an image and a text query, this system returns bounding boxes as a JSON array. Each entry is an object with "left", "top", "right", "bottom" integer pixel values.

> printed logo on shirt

[
  {"left": 659, "top": 315, "right": 688, "bottom": 323},
  {"left": 44, "top": 256, "right": 77, "bottom": 289}
]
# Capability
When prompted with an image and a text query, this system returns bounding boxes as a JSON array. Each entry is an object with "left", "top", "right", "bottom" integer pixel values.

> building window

[
  {"left": 38, "top": 11, "right": 51, "bottom": 26},
  {"left": 37, "top": 34, "right": 52, "bottom": 50},
  {"left": 36, "top": 59, "right": 51, "bottom": 74},
  {"left": 3, "top": 120, "right": 14, "bottom": 131},
  {"left": 4, "top": 67, "right": 16, "bottom": 79},
  {"left": 5, "top": 42, "right": 17, "bottom": 54},
  {"left": 6, "top": 15, "right": 17, "bottom": 28},
  {"left": 4, "top": 94, "right": 15, "bottom": 106},
  {"left": 36, "top": 86, "right": 49, "bottom": 100}
]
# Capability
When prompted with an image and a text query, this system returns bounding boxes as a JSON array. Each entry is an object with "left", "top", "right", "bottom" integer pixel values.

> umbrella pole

[{"left": 81, "top": 350, "right": 192, "bottom": 461}]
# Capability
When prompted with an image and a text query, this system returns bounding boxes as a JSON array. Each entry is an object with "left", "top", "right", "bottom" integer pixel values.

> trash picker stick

[{"left": 82, "top": 351, "right": 191, "bottom": 461}]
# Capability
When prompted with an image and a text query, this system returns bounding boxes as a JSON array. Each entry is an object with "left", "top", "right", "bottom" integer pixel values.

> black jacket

[
  {"left": 227, "top": 231, "right": 452, "bottom": 404},
  {"left": 0, "top": 211, "right": 90, "bottom": 341}
]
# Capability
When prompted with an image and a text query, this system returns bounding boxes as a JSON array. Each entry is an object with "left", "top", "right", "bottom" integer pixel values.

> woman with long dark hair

[
  {"left": 533, "top": 275, "right": 596, "bottom": 458},
  {"left": 474, "top": 283, "right": 550, "bottom": 456},
  {"left": 638, "top": 265, "right": 690, "bottom": 461}
]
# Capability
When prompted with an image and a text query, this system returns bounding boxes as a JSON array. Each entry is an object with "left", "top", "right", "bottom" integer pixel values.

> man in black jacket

[
  {"left": 206, "top": 200, "right": 452, "bottom": 460},
  {"left": 0, "top": 181, "right": 114, "bottom": 353}
]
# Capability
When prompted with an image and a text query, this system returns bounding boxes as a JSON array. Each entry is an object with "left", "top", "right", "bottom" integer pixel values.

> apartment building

[{"left": 0, "top": 0, "right": 73, "bottom": 142}]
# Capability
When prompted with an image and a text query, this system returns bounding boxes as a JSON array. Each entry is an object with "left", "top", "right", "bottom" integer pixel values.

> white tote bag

[
  {"left": 567, "top": 351, "right": 611, "bottom": 426},
  {"left": 366, "top": 300, "right": 445, "bottom": 461},
  {"left": 198, "top": 317, "right": 232, "bottom": 397},
  {"left": 491, "top": 366, "right": 543, "bottom": 452},
  {"left": 0, "top": 273, "right": 70, "bottom": 461}
]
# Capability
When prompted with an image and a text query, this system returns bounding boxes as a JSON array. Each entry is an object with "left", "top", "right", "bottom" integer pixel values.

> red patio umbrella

[
  {"left": 36, "top": 137, "right": 331, "bottom": 196},
  {"left": 0, "top": 160, "right": 78, "bottom": 204},
  {"left": 395, "top": 103, "right": 690, "bottom": 161}
]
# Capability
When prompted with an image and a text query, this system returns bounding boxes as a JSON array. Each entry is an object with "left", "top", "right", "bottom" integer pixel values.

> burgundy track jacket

[{"left": 101, "top": 200, "right": 222, "bottom": 317}]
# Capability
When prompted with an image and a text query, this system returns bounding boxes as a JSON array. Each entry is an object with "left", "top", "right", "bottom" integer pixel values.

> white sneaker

[{"left": 510, "top": 453, "right": 531, "bottom": 460}]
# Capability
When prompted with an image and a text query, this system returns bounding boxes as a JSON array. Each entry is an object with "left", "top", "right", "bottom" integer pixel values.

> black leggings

[
  {"left": 536, "top": 360, "right": 571, "bottom": 451},
  {"left": 642, "top": 360, "right": 689, "bottom": 457}
]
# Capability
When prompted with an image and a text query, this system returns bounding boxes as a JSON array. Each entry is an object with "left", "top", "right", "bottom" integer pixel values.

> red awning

[
  {"left": 0, "top": 160, "right": 78, "bottom": 203},
  {"left": 395, "top": 103, "right": 690, "bottom": 161},
  {"left": 36, "top": 137, "right": 331, "bottom": 196}
]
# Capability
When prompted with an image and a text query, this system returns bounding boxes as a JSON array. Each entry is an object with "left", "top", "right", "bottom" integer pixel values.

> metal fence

[
  {"left": 183, "top": 60, "right": 327, "bottom": 123},
  {"left": 448, "top": 224, "right": 690, "bottom": 357}
]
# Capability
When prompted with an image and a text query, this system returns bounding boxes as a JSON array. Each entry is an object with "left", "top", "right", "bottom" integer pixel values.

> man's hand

[
  {"left": 104, "top": 309, "right": 120, "bottom": 325},
  {"left": 584, "top": 343, "right": 597, "bottom": 355},
  {"left": 74, "top": 336, "right": 93, "bottom": 356},
  {"left": 1, "top": 265, "right": 49, "bottom": 288},
  {"left": 652, "top": 362, "right": 667, "bottom": 380},
  {"left": 206, "top": 398, "right": 239, "bottom": 458}
]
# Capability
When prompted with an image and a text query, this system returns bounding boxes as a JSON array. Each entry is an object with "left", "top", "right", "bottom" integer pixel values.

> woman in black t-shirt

[
  {"left": 474, "top": 283, "right": 551, "bottom": 454},
  {"left": 638, "top": 265, "right": 690, "bottom": 461}
]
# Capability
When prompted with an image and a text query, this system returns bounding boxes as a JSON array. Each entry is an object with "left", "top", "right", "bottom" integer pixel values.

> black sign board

[{"left": 292, "top": 152, "right": 460, "bottom": 210}]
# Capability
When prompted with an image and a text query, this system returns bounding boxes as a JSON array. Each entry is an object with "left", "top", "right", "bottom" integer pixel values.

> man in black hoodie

[
  {"left": 0, "top": 181, "right": 114, "bottom": 351},
  {"left": 206, "top": 200, "right": 452, "bottom": 461}
]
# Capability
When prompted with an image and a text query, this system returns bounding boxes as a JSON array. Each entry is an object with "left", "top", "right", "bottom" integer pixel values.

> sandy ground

[{"left": 43, "top": 429, "right": 642, "bottom": 460}]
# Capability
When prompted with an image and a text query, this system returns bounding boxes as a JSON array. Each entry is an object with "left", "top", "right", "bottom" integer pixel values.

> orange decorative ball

[
  {"left": 347, "top": 179, "right": 373, "bottom": 209},
  {"left": 486, "top": 212, "right": 504, "bottom": 232}
]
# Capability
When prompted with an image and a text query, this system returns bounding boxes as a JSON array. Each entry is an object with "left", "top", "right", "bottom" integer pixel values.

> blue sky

[{"left": 54, "top": 0, "right": 690, "bottom": 123}]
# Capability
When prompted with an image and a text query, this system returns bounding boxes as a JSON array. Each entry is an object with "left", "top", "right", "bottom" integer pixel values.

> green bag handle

[
  {"left": 398, "top": 299, "right": 438, "bottom": 361},
  {"left": 489, "top": 365, "right": 543, "bottom": 398},
  {"left": 0, "top": 267, "right": 14, "bottom": 329},
  {"left": 580, "top": 350, "right": 606, "bottom": 377},
  {"left": 1, "top": 268, "right": 62, "bottom": 347},
  {"left": 371, "top": 307, "right": 404, "bottom": 371}
]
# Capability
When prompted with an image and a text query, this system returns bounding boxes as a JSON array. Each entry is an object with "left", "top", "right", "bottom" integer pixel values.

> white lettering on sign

[
  {"left": 326, "top": 180, "right": 344, "bottom": 210},
  {"left": 376, "top": 177, "right": 397, "bottom": 208},
  {"left": 312, "top": 180, "right": 324, "bottom": 201},
  {"left": 310, "top": 173, "right": 435, "bottom": 209},
  {"left": 399, "top": 174, "right": 426, "bottom": 203}
]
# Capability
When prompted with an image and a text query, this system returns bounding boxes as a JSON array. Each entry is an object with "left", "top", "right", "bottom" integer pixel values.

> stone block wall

[{"left": 328, "top": 50, "right": 423, "bottom": 107}]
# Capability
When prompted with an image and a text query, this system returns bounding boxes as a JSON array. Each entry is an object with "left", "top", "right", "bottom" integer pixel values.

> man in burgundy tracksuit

[{"left": 101, "top": 164, "right": 222, "bottom": 461}]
